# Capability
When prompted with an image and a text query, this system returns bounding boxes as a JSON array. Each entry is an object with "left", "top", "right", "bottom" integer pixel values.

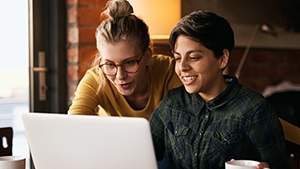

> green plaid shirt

[{"left": 150, "top": 75, "right": 290, "bottom": 169}]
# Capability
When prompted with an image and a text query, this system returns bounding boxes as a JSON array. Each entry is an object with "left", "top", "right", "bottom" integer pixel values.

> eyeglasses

[{"left": 99, "top": 54, "right": 144, "bottom": 76}]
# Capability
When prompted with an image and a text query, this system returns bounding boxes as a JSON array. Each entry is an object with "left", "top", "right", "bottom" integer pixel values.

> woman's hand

[
  {"left": 257, "top": 162, "right": 269, "bottom": 169},
  {"left": 230, "top": 159, "right": 270, "bottom": 169}
]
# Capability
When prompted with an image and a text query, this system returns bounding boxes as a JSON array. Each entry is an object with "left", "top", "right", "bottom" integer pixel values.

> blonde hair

[{"left": 92, "top": 0, "right": 151, "bottom": 93}]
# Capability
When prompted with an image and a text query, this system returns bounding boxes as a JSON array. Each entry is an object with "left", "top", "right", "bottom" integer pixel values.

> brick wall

[
  {"left": 67, "top": 0, "right": 108, "bottom": 105},
  {"left": 66, "top": 0, "right": 300, "bottom": 106},
  {"left": 229, "top": 48, "right": 300, "bottom": 93}
]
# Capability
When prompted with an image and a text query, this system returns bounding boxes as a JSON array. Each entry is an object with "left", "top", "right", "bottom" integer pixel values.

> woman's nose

[
  {"left": 178, "top": 59, "right": 190, "bottom": 71},
  {"left": 115, "top": 66, "right": 127, "bottom": 79}
]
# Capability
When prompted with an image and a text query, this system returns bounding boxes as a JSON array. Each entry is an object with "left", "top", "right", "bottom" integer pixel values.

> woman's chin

[
  {"left": 117, "top": 88, "right": 133, "bottom": 96},
  {"left": 184, "top": 86, "right": 199, "bottom": 94}
]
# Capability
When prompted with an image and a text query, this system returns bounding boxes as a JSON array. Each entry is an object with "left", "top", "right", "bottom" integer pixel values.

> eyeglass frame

[{"left": 98, "top": 53, "right": 145, "bottom": 76}]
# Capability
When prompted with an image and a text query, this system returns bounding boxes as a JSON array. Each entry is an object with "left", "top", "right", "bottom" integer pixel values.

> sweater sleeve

[{"left": 68, "top": 67, "right": 100, "bottom": 115}]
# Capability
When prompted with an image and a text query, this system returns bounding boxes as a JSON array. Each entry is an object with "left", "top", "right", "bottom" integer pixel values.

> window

[{"left": 0, "top": 1, "right": 30, "bottom": 168}]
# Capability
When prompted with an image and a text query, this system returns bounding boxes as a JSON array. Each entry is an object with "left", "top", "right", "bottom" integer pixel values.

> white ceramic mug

[
  {"left": 0, "top": 156, "right": 26, "bottom": 169},
  {"left": 225, "top": 160, "right": 259, "bottom": 169}
]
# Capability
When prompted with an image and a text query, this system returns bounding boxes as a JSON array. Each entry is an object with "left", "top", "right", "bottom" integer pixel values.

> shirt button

[{"left": 194, "top": 153, "right": 197, "bottom": 157}]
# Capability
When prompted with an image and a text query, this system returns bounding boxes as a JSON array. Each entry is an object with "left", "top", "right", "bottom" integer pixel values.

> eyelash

[
  {"left": 105, "top": 59, "right": 136, "bottom": 65},
  {"left": 124, "top": 60, "right": 136, "bottom": 65},
  {"left": 189, "top": 57, "right": 200, "bottom": 61},
  {"left": 174, "top": 56, "right": 200, "bottom": 61}
]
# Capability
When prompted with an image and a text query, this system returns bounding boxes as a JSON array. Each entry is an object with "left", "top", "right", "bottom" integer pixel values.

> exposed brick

[
  {"left": 67, "top": 47, "right": 79, "bottom": 63},
  {"left": 279, "top": 65, "right": 298, "bottom": 76},
  {"left": 248, "top": 50, "right": 271, "bottom": 63},
  {"left": 230, "top": 48, "right": 244, "bottom": 63},
  {"left": 226, "top": 48, "right": 300, "bottom": 92},
  {"left": 67, "top": 65, "right": 79, "bottom": 81},
  {"left": 67, "top": 7, "right": 77, "bottom": 23},
  {"left": 67, "top": 0, "right": 78, "bottom": 5},
  {"left": 79, "top": 27, "right": 97, "bottom": 43},
  {"left": 78, "top": 0, "right": 100, "bottom": 6},
  {"left": 78, "top": 46, "right": 98, "bottom": 63},
  {"left": 68, "top": 82, "right": 78, "bottom": 105},
  {"left": 286, "top": 54, "right": 300, "bottom": 63},
  {"left": 77, "top": 7, "right": 102, "bottom": 25},
  {"left": 67, "top": 27, "right": 79, "bottom": 43}
]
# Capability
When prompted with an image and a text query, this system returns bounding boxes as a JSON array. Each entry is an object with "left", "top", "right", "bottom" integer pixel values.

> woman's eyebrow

[
  {"left": 173, "top": 50, "right": 204, "bottom": 55},
  {"left": 102, "top": 55, "right": 138, "bottom": 63}
]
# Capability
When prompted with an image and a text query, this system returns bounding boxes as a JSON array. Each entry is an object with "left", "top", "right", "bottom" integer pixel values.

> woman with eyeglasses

[{"left": 67, "top": 0, "right": 181, "bottom": 120}]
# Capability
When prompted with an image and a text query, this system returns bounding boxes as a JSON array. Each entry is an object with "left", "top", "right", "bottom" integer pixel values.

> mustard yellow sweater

[{"left": 68, "top": 55, "right": 182, "bottom": 120}]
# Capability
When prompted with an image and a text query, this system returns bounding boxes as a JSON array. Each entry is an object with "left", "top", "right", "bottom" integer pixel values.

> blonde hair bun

[{"left": 106, "top": 0, "right": 133, "bottom": 19}]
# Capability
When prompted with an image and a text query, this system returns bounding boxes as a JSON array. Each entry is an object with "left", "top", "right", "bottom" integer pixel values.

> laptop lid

[{"left": 22, "top": 113, "right": 158, "bottom": 169}]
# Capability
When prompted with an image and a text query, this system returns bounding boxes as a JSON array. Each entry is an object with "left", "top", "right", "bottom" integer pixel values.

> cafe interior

[{"left": 1, "top": 0, "right": 300, "bottom": 168}]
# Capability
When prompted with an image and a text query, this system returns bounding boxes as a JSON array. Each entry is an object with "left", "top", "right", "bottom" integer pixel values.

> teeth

[{"left": 183, "top": 76, "right": 195, "bottom": 81}]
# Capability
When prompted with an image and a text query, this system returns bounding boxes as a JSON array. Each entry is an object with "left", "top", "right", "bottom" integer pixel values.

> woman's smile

[{"left": 181, "top": 75, "right": 197, "bottom": 85}]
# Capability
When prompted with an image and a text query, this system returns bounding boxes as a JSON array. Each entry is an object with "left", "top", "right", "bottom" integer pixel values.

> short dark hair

[{"left": 169, "top": 10, "right": 235, "bottom": 58}]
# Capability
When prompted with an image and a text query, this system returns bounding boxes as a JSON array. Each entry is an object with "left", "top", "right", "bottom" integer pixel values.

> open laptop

[{"left": 22, "top": 113, "right": 158, "bottom": 169}]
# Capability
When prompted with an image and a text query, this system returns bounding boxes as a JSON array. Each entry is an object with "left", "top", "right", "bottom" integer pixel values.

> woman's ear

[{"left": 219, "top": 49, "right": 229, "bottom": 70}]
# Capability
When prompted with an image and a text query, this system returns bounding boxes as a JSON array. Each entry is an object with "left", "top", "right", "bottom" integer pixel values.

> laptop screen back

[{"left": 22, "top": 113, "right": 158, "bottom": 169}]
